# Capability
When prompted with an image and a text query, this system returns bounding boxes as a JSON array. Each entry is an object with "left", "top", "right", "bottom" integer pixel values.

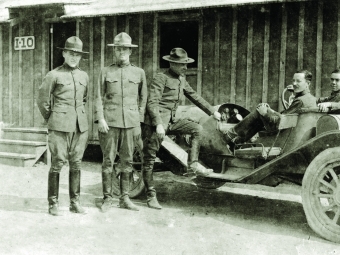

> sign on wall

[{"left": 14, "top": 36, "right": 35, "bottom": 50}]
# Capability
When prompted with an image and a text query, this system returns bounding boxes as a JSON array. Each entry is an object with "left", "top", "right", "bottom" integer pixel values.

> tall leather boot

[
  {"left": 119, "top": 172, "right": 139, "bottom": 211},
  {"left": 101, "top": 172, "right": 113, "bottom": 212},
  {"left": 48, "top": 171, "right": 61, "bottom": 216},
  {"left": 186, "top": 138, "right": 213, "bottom": 176},
  {"left": 69, "top": 170, "right": 86, "bottom": 214},
  {"left": 143, "top": 170, "right": 162, "bottom": 210}
]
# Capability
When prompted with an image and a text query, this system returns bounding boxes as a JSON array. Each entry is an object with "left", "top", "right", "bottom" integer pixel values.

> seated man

[
  {"left": 318, "top": 68, "right": 340, "bottom": 112},
  {"left": 223, "top": 70, "right": 317, "bottom": 144}
]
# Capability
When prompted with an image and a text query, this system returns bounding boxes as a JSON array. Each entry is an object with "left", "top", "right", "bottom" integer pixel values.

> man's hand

[
  {"left": 98, "top": 119, "right": 109, "bottom": 133},
  {"left": 318, "top": 102, "right": 332, "bottom": 112},
  {"left": 156, "top": 124, "right": 166, "bottom": 140},
  {"left": 256, "top": 103, "right": 270, "bottom": 116},
  {"left": 213, "top": 111, "right": 221, "bottom": 121}
]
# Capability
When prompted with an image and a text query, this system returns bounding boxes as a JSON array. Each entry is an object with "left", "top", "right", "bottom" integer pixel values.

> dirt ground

[{"left": 0, "top": 157, "right": 340, "bottom": 255}]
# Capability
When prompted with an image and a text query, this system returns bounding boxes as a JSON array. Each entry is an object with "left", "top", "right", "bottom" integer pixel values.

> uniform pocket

[{"left": 106, "top": 78, "right": 119, "bottom": 95}]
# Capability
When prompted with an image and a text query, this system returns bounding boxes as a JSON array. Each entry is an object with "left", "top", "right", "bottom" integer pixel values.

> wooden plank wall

[{"left": 1, "top": 0, "right": 340, "bottom": 143}]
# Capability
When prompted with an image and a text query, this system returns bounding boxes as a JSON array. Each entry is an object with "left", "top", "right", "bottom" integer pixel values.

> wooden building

[{"left": 0, "top": 0, "right": 339, "bottom": 144}]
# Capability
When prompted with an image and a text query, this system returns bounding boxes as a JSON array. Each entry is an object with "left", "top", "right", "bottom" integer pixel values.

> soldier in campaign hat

[
  {"left": 142, "top": 48, "right": 221, "bottom": 209},
  {"left": 95, "top": 32, "right": 147, "bottom": 212},
  {"left": 37, "top": 36, "right": 89, "bottom": 216}
]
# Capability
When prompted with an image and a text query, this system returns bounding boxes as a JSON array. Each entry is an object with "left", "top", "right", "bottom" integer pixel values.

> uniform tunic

[
  {"left": 94, "top": 63, "right": 147, "bottom": 174},
  {"left": 37, "top": 64, "right": 89, "bottom": 172},
  {"left": 233, "top": 91, "right": 317, "bottom": 139}
]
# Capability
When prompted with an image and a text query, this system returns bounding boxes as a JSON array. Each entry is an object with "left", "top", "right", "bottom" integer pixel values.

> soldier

[
  {"left": 37, "top": 36, "right": 89, "bottom": 216},
  {"left": 143, "top": 48, "right": 221, "bottom": 210},
  {"left": 221, "top": 70, "right": 317, "bottom": 144},
  {"left": 95, "top": 32, "right": 147, "bottom": 212},
  {"left": 318, "top": 68, "right": 340, "bottom": 112}
]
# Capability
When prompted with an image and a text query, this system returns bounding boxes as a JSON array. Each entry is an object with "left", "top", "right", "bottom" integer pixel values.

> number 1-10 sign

[{"left": 14, "top": 36, "right": 35, "bottom": 50}]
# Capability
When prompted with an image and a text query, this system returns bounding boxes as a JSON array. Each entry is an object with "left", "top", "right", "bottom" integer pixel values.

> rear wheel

[
  {"left": 112, "top": 146, "right": 145, "bottom": 198},
  {"left": 302, "top": 148, "right": 340, "bottom": 243}
]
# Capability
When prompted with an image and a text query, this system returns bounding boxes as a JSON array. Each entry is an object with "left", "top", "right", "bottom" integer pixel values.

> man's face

[
  {"left": 114, "top": 46, "right": 131, "bottom": 63},
  {"left": 62, "top": 50, "right": 82, "bottom": 68},
  {"left": 292, "top": 73, "right": 310, "bottom": 93},
  {"left": 330, "top": 73, "right": 340, "bottom": 92},
  {"left": 170, "top": 62, "right": 188, "bottom": 76}
]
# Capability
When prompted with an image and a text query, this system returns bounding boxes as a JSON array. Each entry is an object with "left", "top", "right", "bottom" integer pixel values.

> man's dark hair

[
  {"left": 331, "top": 68, "right": 340, "bottom": 74},
  {"left": 296, "top": 69, "right": 312, "bottom": 82}
]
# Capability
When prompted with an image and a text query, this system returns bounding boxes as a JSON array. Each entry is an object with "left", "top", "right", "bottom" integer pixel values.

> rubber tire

[
  {"left": 302, "top": 148, "right": 340, "bottom": 243},
  {"left": 111, "top": 145, "right": 145, "bottom": 199},
  {"left": 112, "top": 169, "right": 145, "bottom": 198}
]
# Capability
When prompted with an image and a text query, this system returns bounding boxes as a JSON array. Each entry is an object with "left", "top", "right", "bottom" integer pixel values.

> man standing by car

[
  {"left": 95, "top": 32, "right": 147, "bottom": 212},
  {"left": 37, "top": 36, "right": 89, "bottom": 216},
  {"left": 142, "top": 48, "right": 221, "bottom": 210},
  {"left": 221, "top": 70, "right": 317, "bottom": 144},
  {"left": 318, "top": 68, "right": 340, "bottom": 112}
]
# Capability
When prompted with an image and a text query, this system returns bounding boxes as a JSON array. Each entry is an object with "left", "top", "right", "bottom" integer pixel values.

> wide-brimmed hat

[
  {"left": 162, "top": 48, "right": 195, "bottom": 63},
  {"left": 108, "top": 32, "right": 138, "bottom": 47},
  {"left": 57, "top": 36, "right": 89, "bottom": 54}
]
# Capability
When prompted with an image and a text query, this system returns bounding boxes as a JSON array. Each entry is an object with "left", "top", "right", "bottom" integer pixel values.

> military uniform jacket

[
  {"left": 263, "top": 90, "right": 317, "bottom": 125},
  {"left": 317, "top": 90, "right": 340, "bottom": 112},
  {"left": 37, "top": 64, "right": 89, "bottom": 133},
  {"left": 94, "top": 63, "right": 147, "bottom": 128},
  {"left": 144, "top": 68, "right": 215, "bottom": 127}
]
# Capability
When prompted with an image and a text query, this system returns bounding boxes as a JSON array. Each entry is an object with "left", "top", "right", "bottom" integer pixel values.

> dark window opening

[
  {"left": 51, "top": 22, "right": 76, "bottom": 69},
  {"left": 159, "top": 21, "right": 198, "bottom": 68}
]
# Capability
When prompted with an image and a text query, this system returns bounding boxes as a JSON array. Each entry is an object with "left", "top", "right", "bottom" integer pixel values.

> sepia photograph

[{"left": 0, "top": 0, "right": 340, "bottom": 254}]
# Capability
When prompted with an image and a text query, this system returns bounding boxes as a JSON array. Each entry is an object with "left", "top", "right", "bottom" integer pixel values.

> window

[{"left": 159, "top": 21, "right": 198, "bottom": 69}]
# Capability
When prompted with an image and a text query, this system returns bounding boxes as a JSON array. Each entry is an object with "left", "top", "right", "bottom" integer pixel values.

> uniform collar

[
  {"left": 167, "top": 68, "right": 183, "bottom": 79},
  {"left": 62, "top": 63, "right": 78, "bottom": 71},
  {"left": 117, "top": 62, "right": 131, "bottom": 68},
  {"left": 330, "top": 90, "right": 340, "bottom": 97},
  {"left": 295, "top": 89, "right": 310, "bottom": 98}
]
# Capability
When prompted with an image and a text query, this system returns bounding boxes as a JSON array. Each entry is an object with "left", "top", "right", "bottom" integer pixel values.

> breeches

[
  {"left": 99, "top": 127, "right": 140, "bottom": 175},
  {"left": 48, "top": 128, "right": 88, "bottom": 173},
  {"left": 142, "top": 118, "right": 203, "bottom": 171}
]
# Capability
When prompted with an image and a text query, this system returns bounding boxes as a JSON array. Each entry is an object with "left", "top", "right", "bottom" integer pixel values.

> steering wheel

[{"left": 282, "top": 85, "right": 295, "bottom": 110}]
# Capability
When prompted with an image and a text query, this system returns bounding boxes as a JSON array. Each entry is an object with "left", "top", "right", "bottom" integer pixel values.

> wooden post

[
  {"left": 152, "top": 13, "right": 158, "bottom": 77},
  {"left": 76, "top": 19, "right": 80, "bottom": 37},
  {"left": 100, "top": 17, "right": 106, "bottom": 70},
  {"left": 9, "top": 25, "right": 13, "bottom": 123},
  {"left": 0, "top": 25, "right": 2, "bottom": 121},
  {"left": 214, "top": 13, "right": 220, "bottom": 105},
  {"left": 19, "top": 22, "right": 23, "bottom": 126},
  {"left": 230, "top": 7, "right": 238, "bottom": 104},
  {"left": 316, "top": 1, "right": 323, "bottom": 98},
  {"left": 262, "top": 11, "right": 270, "bottom": 103},
  {"left": 298, "top": 2, "right": 305, "bottom": 70},
  {"left": 89, "top": 18, "right": 94, "bottom": 140},
  {"left": 246, "top": 9, "right": 253, "bottom": 109},
  {"left": 278, "top": 4, "right": 287, "bottom": 112},
  {"left": 338, "top": 3, "right": 340, "bottom": 67},
  {"left": 197, "top": 17, "right": 203, "bottom": 96},
  {"left": 125, "top": 15, "right": 130, "bottom": 34},
  {"left": 139, "top": 14, "right": 143, "bottom": 68}
]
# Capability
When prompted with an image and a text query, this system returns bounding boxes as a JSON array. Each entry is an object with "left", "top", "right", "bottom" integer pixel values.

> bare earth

[{"left": 0, "top": 160, "right": 340, "bottom": 255}]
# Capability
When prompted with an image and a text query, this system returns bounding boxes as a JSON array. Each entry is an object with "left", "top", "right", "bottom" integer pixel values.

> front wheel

[{"left": 302, "top": 148, "right": 340, "bottom": 243}]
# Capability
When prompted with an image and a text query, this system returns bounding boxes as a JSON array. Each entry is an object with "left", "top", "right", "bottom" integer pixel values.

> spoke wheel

[
  {"left": 112, "top": 146, "right": 145, "bottom": 198},
  {"left": 302, "top": 148, "right": 340, "bottom": 243}
]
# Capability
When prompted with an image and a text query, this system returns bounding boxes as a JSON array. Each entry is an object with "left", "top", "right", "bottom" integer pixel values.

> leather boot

[
  {"left": 48, "top": 171, "right": 61, "bottom": 216},
  {"left": 101, "top": 172, "right": 113, "bottom": 212},
  {"left": 186, "top": 138, "right": 213, "bottom": 176},
  {"left": 119, "top": 172, "right": 139, "bottom": 211},
  {"left": 143, "top": 170, "right": 162, "bottom": 209},
  {"left": 69, "top": 170, "right": 86, "bottom": 214}
]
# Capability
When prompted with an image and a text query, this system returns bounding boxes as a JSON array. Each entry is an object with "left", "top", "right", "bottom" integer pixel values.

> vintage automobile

[{"left": 112, "top": 89, "right": 340, "bottom": 244}]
